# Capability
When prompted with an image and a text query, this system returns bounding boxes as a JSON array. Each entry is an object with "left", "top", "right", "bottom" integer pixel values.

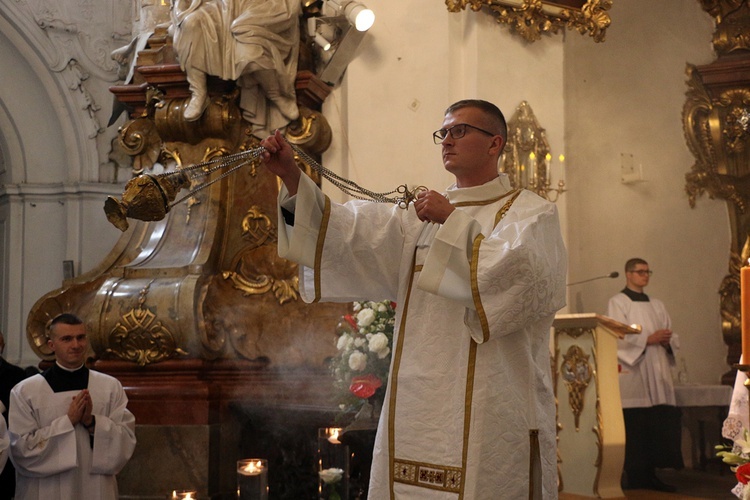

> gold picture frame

[{"left": 445, "top": 0, "right": 613, "bottom": 43}]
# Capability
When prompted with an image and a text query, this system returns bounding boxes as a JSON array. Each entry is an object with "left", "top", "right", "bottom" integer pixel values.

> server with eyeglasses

[{"left": 607, "top": 258, "right": 683, "bottom": 493}]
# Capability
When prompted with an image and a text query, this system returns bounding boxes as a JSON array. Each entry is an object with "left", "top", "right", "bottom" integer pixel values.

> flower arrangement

[
  {"left": 319, "top": 467, "right": 344, "bottom": 500},
  {"left": 330, "top": 300, "right": 396, "bottom": 414},
  {"left": 717, "top": 429, "right": 750, "bottom": 498}
]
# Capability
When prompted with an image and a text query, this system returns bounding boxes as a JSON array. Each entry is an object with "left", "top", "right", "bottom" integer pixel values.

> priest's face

[
  {"left": 438, "top": 107, "right": 504, "bottom": 188},
  {"left": 48, "top": 322, "right": 88, "bottom": 369}
]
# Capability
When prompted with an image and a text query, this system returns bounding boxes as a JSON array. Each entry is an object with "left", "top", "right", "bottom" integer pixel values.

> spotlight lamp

[
  {"left": 324, "top": 0, "right": 375, "bottom": 32},
  {"left": 307, "top": 0, "right": 376, "bottom": 85},
  {"left": 313, "top": 32, "right": 332, "bottom": 51}
]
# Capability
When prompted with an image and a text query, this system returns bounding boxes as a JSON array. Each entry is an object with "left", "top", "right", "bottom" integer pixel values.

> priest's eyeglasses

[
  {"left": 629, "top": 270, "right": 653, "bottom": 276},
  {"left": 433, "top": 123, "right": 496, "bottom": 144}
]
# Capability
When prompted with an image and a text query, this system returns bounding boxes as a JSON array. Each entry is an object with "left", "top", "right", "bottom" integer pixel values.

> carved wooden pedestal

[{"left": 552, "top": 314, "right": 639, "bottom": 499}]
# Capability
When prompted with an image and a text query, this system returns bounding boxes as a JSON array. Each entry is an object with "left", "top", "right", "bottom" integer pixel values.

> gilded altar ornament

[
  {"left": 105, "top": 281, "right": 188, "bottom": 366},
  {"left": 445, "top": 0, "right": 612, "bottom": 43},
  {"left": 222, "top": 206, "right": 301, "bottom": 305},
  {"left": 683, "top": 64, "right": 750, "bottom": 212},
  {"left": 561, "top": 344, "right": 592, "bottom": 431}
]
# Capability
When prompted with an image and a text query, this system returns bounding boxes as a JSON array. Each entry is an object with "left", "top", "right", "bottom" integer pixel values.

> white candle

[
  {"left": 237, "top": 459, "right": 268, "bottom": 500},
  {"left": 169, "top": 490, "right": 198, "bottom": 500}
]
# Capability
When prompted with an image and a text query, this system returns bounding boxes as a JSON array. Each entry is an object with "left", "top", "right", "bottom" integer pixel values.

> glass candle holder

[
  {"left": 318, "top": 428, "right": 349, "bottom": 499},
  {"left": 237, "top": 458, "right": 268, "bottom": 500},
  {"left": 168, "top": 491, "right": 198, "bottom": 500}
]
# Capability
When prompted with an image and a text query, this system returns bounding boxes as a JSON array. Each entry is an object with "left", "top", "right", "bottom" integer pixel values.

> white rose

[
  {"left": 368, "top": 332, "right": 389, "bottom": 355},
  {"left": 356, "top": 308, "right": 376, "bottom": 328},
  {"left": 354, "top": 337, "right": 366, "bottom": 348},
  {"left": 352, "top": 302, "right": 362, "bottom": 312},
  {"left": 319, "top": 468, "right": 344, "bottom": 484},
  {"left": 336, "top": 333, "right": 351, "bottom": 351},
  {"left": 377, "top": 346, "right": 391, "bottom": 359},
  {"left": 348, "top": 351, "right": 367, "bottom": 371},
  {"left": 377, "top": 303, "right": 387, "bottom": 312}
]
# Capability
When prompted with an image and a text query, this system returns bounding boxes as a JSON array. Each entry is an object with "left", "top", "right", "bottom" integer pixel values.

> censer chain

[{"left": 163, "top": 144, "right": 425, "bottom": 209}]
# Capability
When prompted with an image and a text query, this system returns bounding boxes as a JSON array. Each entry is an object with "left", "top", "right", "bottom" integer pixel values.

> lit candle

[
  {"left": 317, "top": 428, "right": 349, "bottom": 499},
  {"left": 558, "top": 154, "right": 566, "bottom": 188},
  {"left": 742, "top": 264, "right": 750, "bottom": 364},
  {"left": 237, "top": 458, "right": 268, "bottom": 500},
  {"left": 327, "top": 428, "right": 341, "bottom": 445},
  {"left": 170, "top": 491, "right": 198, "bottom": 500}
]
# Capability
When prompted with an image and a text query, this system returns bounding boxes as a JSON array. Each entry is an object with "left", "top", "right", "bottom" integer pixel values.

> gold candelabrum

[{"left": 502, "top": 101, "right": 566, "bottom": 202}]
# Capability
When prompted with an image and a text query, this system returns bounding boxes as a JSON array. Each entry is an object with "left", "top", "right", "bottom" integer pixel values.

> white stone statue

[
  {"left": 112, "top": 0, "right": 172, "bottom": 83},
  {"left": 171, "top": 0, "right": 301, "bottom": 133}
]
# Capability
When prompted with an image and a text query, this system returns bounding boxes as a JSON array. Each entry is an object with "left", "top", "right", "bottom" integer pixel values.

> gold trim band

[{"left": 393, "top": 458, "right": 462, "bottom": 493}]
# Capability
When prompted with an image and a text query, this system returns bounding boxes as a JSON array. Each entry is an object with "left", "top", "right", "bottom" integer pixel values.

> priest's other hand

[
  {"left": 260, "top": 129, "right": 300, "bottom": 196},
  {"left": 68, "top": 389, "right": 92, "bottom": 426},
  {"left": 414, "top": 189, "right": 454, "bottom": 224}
]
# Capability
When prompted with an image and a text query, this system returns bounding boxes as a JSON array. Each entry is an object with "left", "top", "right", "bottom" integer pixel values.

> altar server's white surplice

[
  {"left": 607, "top": 293, "right": 678, "bottom": 408},
  {"left": 0, "top": 402, "right": 8, "bottom": 474},
  {"left": 9, "top": 370, "right": 136, "bottom": 500},
  {"left": 278, "top": 173, "right": 567, "bottom": 499}
]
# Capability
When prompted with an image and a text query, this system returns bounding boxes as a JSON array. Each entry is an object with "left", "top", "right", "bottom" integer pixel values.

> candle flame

[
  {"left": 327, "top": 428, "right": 341, "bottom": 444},
  {"left": 240, "top": 459, "right": 264, "bottom": 475}
]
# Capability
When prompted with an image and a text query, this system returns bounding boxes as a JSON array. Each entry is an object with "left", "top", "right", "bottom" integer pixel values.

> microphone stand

[{"left": 567, "top": 272, "right": 619, "bottom": 287}]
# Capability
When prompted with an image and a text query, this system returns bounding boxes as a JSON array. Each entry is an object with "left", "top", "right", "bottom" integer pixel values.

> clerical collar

[
  {"left": 445, "top": 175, "right": 513, "bottom": 204},
  {"left": 43, "top": 363, "right": 89, "bottom": 393},
  {"left": 622, "top": 287, "right": 650, "bottom": 302}
]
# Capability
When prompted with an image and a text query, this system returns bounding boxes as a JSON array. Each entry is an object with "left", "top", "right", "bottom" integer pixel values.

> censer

[{"left": 104, "top": 142, "right": 424, "bottom": 231}]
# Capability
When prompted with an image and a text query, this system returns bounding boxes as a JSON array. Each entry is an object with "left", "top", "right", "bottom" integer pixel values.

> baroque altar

[{"left": 25, "top": 16, "right": 351, "bottom": 498}]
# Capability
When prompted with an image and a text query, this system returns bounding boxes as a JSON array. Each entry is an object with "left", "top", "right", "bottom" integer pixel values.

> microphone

[{"left": 567, "top": 271, "right": 619, "bottom": 287}]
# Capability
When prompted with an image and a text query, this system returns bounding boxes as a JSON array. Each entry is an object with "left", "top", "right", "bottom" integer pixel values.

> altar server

[
  {"left": 607, "top": 258, "right": 682, "bottom": 492},
  {"left": 261, "top": 99, "right": 567, "bottom": 499},
  {"left": 9, "top": 313, "right": 136, "bottom": 500},
  {"left": 0, "top": 402, "right": 8, "bottom": 474}
]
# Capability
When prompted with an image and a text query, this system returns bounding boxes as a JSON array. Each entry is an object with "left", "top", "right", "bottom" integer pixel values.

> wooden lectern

[{"left": 552, "top": 313, "right": 640, "bottom": 499}]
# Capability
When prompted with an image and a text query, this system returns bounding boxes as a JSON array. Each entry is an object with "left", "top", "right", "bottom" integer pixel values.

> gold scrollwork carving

[
  {"left": 683, "top": 64, "right": 750, "bottom": 212},
  {"left": 700, "top": 0, "right": 750, "bottom": 55},
  {"left": 118, "top": 117, "right": 163, "bottom": 176},
  {"left": 561, "top": 344, "right": 592, "bottom": 431},
  {"left": 240, "top": 206, "right": 275, "bottom": 246},
  {"left": 105, "top": 281, "right": 188, "bottom": 366},
  {"left": 286, "top": 106, "right": 332, "bottom": 155},
  {"left": 222, "top": 206, "right": 300, "bottom": 305},
  {"left": 445, "top": 0, "right": 612, "bottom": 43}
]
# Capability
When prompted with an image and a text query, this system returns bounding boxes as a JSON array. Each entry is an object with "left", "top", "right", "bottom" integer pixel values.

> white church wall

[
  {"left": 321, "top": 0, "right": 566, "bottom": 243},
  {"left": 564, "top": 1, "right": 728, "bottom": 384},
  {"left": 0, "top": 2, "right": 126, "bottom": 367}
]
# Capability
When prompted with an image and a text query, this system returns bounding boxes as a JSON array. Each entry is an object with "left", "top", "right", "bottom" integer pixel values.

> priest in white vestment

[
  {"left": 260, "top": 99, "right": 567, "bottom": 499},
  {"left": 607, "top": 258, "right": 682, "bottom": 492},
  {"left": 9, "top": 313, "right": 136, "bottom": 500}
]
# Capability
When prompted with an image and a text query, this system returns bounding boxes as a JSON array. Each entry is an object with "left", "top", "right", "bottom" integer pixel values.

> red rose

[
  {"left": 737, "top": 462, "right": 750, "bottom": 484},
  {"left": 349, "top": 374, "right": 383, "bottom": 399},
  {"left": 344, "top": 314, "right": 358, "bottom": 330},
  {"left": 390, "top": 302, "right": 397, "bottom": 310}
]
